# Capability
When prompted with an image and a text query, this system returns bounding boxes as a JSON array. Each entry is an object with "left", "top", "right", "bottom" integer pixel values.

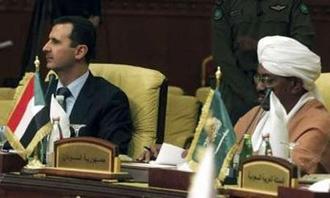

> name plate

[
  {"left": 239, "top": 156, "right": 298, "bottom": 195},
  {"left": 54, "top": 137, "right": 120, "bottom": 173}
]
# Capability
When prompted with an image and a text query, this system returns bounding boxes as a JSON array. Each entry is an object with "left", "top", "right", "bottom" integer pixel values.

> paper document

[
  {"left": 123, "top": 162, "right": 176, "bottom": 169},
  {"left": 308, "top": 179, "right": 330, "bottom": 193},
  {"left": 150, "top": 143, "right": 186, "bottom": 165}
]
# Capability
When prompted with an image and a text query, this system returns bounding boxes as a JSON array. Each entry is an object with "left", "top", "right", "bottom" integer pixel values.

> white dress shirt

[{"left": 56, "top": 71, "right": 89, "bottom": 116}]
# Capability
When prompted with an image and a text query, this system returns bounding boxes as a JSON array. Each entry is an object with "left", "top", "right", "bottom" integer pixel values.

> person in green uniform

[{"left": 212, "top": 0, "right": 314, "bottom": 124}]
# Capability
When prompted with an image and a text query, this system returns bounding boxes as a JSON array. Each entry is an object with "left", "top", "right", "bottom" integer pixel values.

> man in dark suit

[{"left": 43, "top": 16, "right": 132, "bottom": 154}]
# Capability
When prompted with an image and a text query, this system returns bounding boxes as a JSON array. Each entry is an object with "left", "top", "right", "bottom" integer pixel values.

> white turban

[{"left": 258, "top": 36, "right": 321, "bottom": 91}]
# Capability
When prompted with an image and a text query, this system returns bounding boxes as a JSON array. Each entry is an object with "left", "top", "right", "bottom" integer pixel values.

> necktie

[{"left": 56, "top": 87, "right": 71, "bottom": 112}]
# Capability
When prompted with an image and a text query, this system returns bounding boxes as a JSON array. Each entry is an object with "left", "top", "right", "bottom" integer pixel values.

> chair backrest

[
  {"left": 164, "top": 93, "right": 200, "bottom": 148},
  {"left": 89, "top": 63, "right": 167, "bottom": 158},
  {"left": 195, "top": 87, "right": 211, "bottom": 105},
  {"left": 168, "top": 86, "right": 184, "bottom": 96},
  {"left": 0, "top": 99, "right": 13, "bottom": 125},
  {"left": 201, "top": 55, "right": 216, "bottom": 87},
  {"left": 315, "top": 72, "right": 330, "bottom": 111},
  {"left": 0, "top": 88, "right": 15, "bottom": 124},
  {"left": 0, "top": 88, "right": 15, "bottom": 100},
  {"left": 0, "top": 74, "right": 33, "bottom": 125}
]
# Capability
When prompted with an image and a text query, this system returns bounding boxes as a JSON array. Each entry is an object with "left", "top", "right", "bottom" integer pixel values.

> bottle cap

[
  {"left": 262, "top": 133, "right": 270, "bottom": 139},
  {"left": 52, "top": 117, "right": 60, "bottom": 122}
]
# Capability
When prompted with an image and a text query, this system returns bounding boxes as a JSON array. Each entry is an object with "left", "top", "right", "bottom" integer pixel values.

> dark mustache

[{"left": 257, "top": 90, "right": 267, "bottom": 96}]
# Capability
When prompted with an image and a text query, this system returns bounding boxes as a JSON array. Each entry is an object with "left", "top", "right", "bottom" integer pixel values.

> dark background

[{"left": 0, "top": 0, "right": 329, "bottom": 95}]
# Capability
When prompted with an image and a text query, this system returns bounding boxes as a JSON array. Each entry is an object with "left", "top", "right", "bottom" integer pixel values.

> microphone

[
  {"left": 223, "top": 88, "right": 272, "bottom": 185},
  {"left": 0, "top": 40, "right": 13, "bottom": 50},
  {"left": 45, "top": 73, "right": 56, "bottom": 98},
  {"left": 242, "top": 87, "right": 272, "bottom": 136},
  {"left": 260, "top": 88, "right": 271, "bottom": 111}
]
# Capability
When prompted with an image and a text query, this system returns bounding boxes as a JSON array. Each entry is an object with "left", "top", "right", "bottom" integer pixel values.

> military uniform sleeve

[
  {"left": 212, "top": 1, "right": 257, "bottom": 103},
  {"left": 289, "top": 0, "right": 315, "bottom": 49}
]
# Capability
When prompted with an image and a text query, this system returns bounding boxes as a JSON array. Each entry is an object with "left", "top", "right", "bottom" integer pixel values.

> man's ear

[
  {"left": 74, "top": 45, "right": 88, "bottom": 60},
  {"left": 290, "top": 78, "right": 305, "bottom": 94}
]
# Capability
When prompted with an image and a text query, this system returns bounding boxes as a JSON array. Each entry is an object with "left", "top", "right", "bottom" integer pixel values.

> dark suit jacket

[{"left": 46, "top": 72, "right": 133, "bottom": 154}]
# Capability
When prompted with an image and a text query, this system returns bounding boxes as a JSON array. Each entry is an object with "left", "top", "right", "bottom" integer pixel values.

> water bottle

[
  {"left": 239, "top": 134, "right": 253, "bottom": 165},
  {"left": 46, "top": 117, "right": 62, "bottom": 166}
]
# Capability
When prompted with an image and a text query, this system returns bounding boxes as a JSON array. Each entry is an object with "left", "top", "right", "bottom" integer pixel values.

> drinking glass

[
  {"left": 281, "top": 141, "right": 299, "bottom": 163},
  {"left": 0, "top": 126, "right": 7, "bottom": 150},
  {"left": 70, "top": 124, "right": 86, "bottom": 137}
]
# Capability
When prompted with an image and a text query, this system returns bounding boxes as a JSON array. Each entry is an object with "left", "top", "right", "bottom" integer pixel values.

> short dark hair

[{"left": 53, "top": 16, "right": 96, "bottom": 63}]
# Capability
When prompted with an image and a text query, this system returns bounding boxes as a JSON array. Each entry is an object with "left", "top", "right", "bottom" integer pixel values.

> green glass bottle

[{"left": 239, "top": 134, "right": 253, "bottom": 164}]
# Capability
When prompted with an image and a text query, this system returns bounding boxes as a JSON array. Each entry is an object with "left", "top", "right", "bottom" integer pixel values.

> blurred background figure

[
  {"left": 212, "top": 0, "right": 315, "bottom": 124},
  {"left": 51, "top": 0, "right": 101, "bottom": 27}
]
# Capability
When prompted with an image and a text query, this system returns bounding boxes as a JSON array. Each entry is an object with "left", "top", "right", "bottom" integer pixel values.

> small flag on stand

[
  {"left": 186, "top": 67, "right": 237, "bottom": 185},
  {"left": 5, "top": 57, "right": 51, "bottom": 159}
]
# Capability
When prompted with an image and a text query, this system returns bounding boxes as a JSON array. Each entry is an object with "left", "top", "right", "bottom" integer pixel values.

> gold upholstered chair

[
  {"left": 164, "top": 91, "right": 200, "bottom": 148},
  {"left": 0, "top": 87, "right": 15, "bottom": 100},
  {"left": 195, "top": 87, "right": 211, "bottom": 105},
  {"left": 0, "top": 75, "right": 31, "bottom": 125},
  {"left": 0, "top": 88, "right": 15, "bottom": 125},
  {"left": 201, "top": 55, "right": 216, "bottom": 87},
  {"left": 168, "top": 86, "right": 184, "bottom": 96},
  {"left": 89, "top": 63, "right": 167, "bottom": 159},
  {"left": 315, "top": 72, "right": 330, "bottom": 111}
]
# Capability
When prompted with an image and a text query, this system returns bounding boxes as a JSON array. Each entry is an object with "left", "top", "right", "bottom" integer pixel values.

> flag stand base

[
  {"left": 21, "top": 157, "right": 45, "bottom": 174},
  {"left": 21, "top": 146, "right": 45, "bottom": 174},
  {"left": 21, "top": 160, "right": 45, "bottom": 174}
]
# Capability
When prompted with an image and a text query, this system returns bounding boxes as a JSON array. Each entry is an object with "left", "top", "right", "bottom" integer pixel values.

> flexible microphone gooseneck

[
  {"left": 222, "top": 88, "right": 272, "bottom": 184},
  {"left": 45, "top": 73, "right": 56, "bottom": 97},
  {"left": 238, "top": 87, "right": 272, "bottom": 145}
]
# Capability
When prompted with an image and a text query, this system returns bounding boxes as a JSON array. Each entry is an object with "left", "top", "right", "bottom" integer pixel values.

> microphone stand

[
  {"left": 0, "top": 40, "right": 13, "bottom": 50},
  {"left": 237, "top": 88, "right": 272, "bottom": 145},
  {"left": 221, "top": 88, "right": 272, "bottom": 185}
]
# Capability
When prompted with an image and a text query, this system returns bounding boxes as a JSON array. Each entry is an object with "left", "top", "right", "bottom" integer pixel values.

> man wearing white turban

[
  {"left": 212, "top": 0, "right": 314, "bottom": 125},
  {"left": 234, "top": 36, "right": 330, "bottom": 174}
]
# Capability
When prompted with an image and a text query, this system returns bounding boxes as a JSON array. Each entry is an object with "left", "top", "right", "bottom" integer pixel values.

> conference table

[
  {"left": 1, "top": 172, "right": 329, "bottom": 198},
  {"left": 0, "top": 151, "right": 328, "bottom": 198},
  {"left": 0, "top": 173, "right": 188, "bottom": 198}
]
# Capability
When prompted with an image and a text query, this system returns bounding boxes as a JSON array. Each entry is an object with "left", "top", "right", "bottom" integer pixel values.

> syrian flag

[{"left": 5, "top": 72, "right": 51, "bottom": 159}]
